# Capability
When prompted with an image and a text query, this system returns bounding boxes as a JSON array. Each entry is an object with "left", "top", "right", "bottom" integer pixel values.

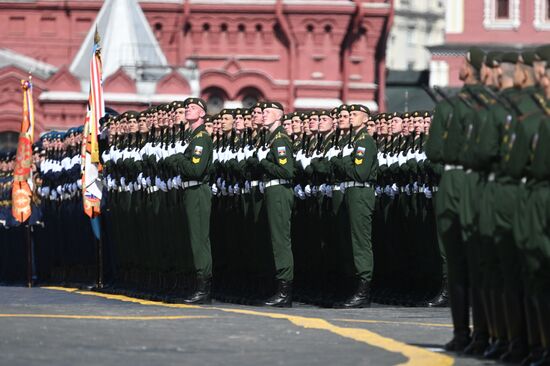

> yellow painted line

[
  {"left": 334, "top": 318, "right": 453, "bottom": 328},
  {"left": 42, "top": 286, "right": 79, "bottom": 292},
  {"left": 213, "top": 308, "right": 453, "bottom": 366},
  {"left": 0, "top": 314, "right": 212, "bottom": 321},
  {"left": 43, "top": 287, "right": 454, "bottom": 366}
]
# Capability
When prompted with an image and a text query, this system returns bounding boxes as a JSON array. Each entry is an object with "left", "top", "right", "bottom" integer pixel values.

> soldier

[
  {"left": 333, "top": 104, "right": 378, "bottom": 308},
  {"left": 171, "top": 97, "right": 213, "bottom": 304},
  {"left": 257, "top": 101, "right": 295, "bottom": 307}
]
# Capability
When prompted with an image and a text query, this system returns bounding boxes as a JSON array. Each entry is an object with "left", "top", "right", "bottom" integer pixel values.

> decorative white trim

[
  {"left": 294, "top": 80, "right": 342, "bottom": 87},
  {"left": 294, "top": 97, "right": 343, "bottom": 109},
  {"left": 483, "top": 0, "right": 520, "bottom": 30},
  {"left": 39, "top": 91, "right": 194, "bottom": 104},
  {"left": 224, "top": 100, "right": 243, "bottom": 108},
  {"left": 534, "top": 0, "right": 550, "bottom": 30},
  {"left": 349, "top": 82, "right": 377, "bottom": 90}
]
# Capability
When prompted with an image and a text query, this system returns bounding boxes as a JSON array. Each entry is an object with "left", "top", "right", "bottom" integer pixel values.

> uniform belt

[
  {"left": 343, "top": 181, "right": 371, "bottom": 189},
  {"left": 465, "top": 169, "right": 473, "bottom": 174},
  {"left": 148, "top": 186, "right": 159, "bottom": 193},
  {"left": 488, "top": 172, "right": 496, "bottom": 182},
  {"left": 250, "top": 180, "right": 260, "bottom": 187},
  {"left": 265, "top": 179, "right": 290, "bottom": 188},
  {"left": 182, "top": 180, "right": 201, "bottom": 189},
  {"left": 444, "top": 164, "right": 463, "bottom": 171},
  {"left": 332, "top": 184, "right": 342, "bottom": 191}
]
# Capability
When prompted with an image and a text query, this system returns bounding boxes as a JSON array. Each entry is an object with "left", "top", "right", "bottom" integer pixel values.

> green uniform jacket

[
  {"left": 333, "top": 128, "right": 378, "bottom": 183},
  {"left": 261, "top": 126, "right": 295, "bottom": 181},
  {"left": 173, "top": 124, "right": 213, "bottom": 183}
]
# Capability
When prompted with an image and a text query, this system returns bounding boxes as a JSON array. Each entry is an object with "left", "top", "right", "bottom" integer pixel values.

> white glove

[
  {"left": 294, "top": 185, "right": 306, "bottom": 200},
  {"left": 244, "top": 180, "right": 251, "bottom": 194},
  {"left": 319, "top": 183, "right": 327, "bottom": 196},
  {"left": 296, "top": 150, "right": 305, "bottom": 162},
  {"left": 424, "top": 186, "right": 433, "bottom": 198},
  {"left": 133, "top": 182, "right": 140, "bottom": 191},
  {"left": 228, "top": 185, "right": 234, "bottom": 196},
  {"left": 259, "top": 182, "right": 265, "bottom": 194},
  {"left": 42, "top": 186, "right": 51, "bottom": 196},
  {"left": 398, "top": 152, "right": 407, "bottom": 166},
  {"left": 417, "top": 152, "right": 427, "bottom": 162},
  {"left": 56, "top": 185, "right": 63, "bottom": 194},
  {"left": 245, "top": 146, "right": 255, "bottom": 159},
  {"left": 167, "top": 179, "right": 173, "bottom": 190},
  {"left": 120, "top": 177, "right": 126, "bottom": 188},
  {"left": 158, "top": 180, "right": 168, "bottom": 192},
  {"left": 300, "top": 157, "right": 312, "bottom": 170},
  {"left": 326, "top": 147, "right": 338, "bottom": 160},
  {"left": 304, "top": 184, "right": 312, "bottom": 197},
  {"left": 221, "top": 181, "right": 228, "bottom": 196},
  {"left": 237, "top": 150, "right": 246, "bottom": 162},
  {"left": 213, "top": 150, "right": 219, "bottom": 162},
  {"left": 257, "top": 148, "right": 269, "bottom": 161},
  {"left": 175, "top": 175, "right": 182, "bottom": 187},
  {"left": 342, "top": 145, "right": 354, "bottom": 157},
  {"left": 375, "top": 186, "right": 382, "bottom": 196},
  {"left": 404, "top": 184, "right": 411, "bottom": 196},
  {"left": 339, "top": 182, "right": 346, "bottom": 193},
  {"left": 326, "top": 185, "right": 333, "bottom": 198},
  {"left": 312, "top": 185, "right": 319, "bottom": 196},
  {"left": 211, "top": 183, "right": 219, "bottom": 195},
  {"left": 234, "top": 183, "right": 241, "bottom": 195},
  {"left": 391, "top": 183, "right": 399, "bottom": 195},
  {"left": 216, "top": 177, "right": 223, "bottom": 188},
  {"left": 384, "top": 185, "right": 392, "bottom": 196},
  {"left": 76, "top": 179, "right": 82, "bottom": 189}
]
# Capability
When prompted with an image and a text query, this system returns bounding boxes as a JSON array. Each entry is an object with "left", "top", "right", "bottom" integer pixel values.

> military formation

[
  {"left": 0, "top": 93, "right": 447, "bottom": 310},
  {"left": 3, "top": 44, "right": 550, "bottom": 363},
  {"left": 427, "top": 45, "right": 550, "bottom": 366}
]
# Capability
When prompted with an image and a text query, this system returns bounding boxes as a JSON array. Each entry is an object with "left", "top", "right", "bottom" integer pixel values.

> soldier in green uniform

[
  {"left": 257, "top": 101, "right": 295, "bottom": 307},
  {"left": 172, "top": 97, "right": 213, "bottom": 304},
  {"left": 426, "top": 47, "right": 485, "bottom": 352},
  {"left": 333, "top": 104, "right": 378, "bottom": 308}
]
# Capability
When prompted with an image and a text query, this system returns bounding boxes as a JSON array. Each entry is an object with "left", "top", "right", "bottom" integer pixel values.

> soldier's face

[
  {"left": 185, "top": 104, "right": 205, "bottom": 122},
  {"left": 235, "top": 115, "right": 245, "bottom": 131},
  {"left": 424, "top": 117, "right": 431, "bottom": 133},
  {"left": 283, "top": 120, "right": 293, "bottom": 135},
  {"left": 221, "top": 114, "right": 234, "bottom": 132},
  {"left": 349, "top": 111, "right": 366, "bottom": 128},
  {"left": 309, "top": 115, "right": 319, "bottom": 132},
  {"left": 533, "top": 61, "right": 546, "bottom": 84},
  {"left": 338, "top": 111, "right": 350, "bottom": 130},
  {"left": 291, "top": 117, "right": 302, "bottom": 134},
  {"left": 244, "top": 115, "right": 253, "bottom": 128},
  {"left": 414, "top": 117, "right": 424, "bottom": 134},
  {"left": 175, "top": 108, "right": 186, "bottom": 124},
  {"left": 205, "top": 122, "right": 214, "bottom": 135},
  {"left": 303, "top": 118, "right": 311, "bottom": 134},
  {"left": 391, "top": 117, "right": 403, "bottom": 134},
  {"left": 253, "top": 107, "right": 263, "bottom": 127},
  {"left": 319, "top": 115, "right": 332, "bottom": 133},
  {"left": 366, "top": 121, "right": 376, "bottom": 136},
  {"left": 213, "top": 120, "right": 221, "bottom": 134},
  {"left": 138, "top": 117, "right": 148, "bottom": 133},
  {"left": 262, "top": 108, "right": 281, "bottom": 126}
]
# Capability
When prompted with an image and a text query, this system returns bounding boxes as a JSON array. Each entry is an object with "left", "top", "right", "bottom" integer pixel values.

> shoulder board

[
  {"left": 273, "top": 132, "right": 292, "bottom": 142},
  {"left": 533, "top": 93, "right": 550, "bottom": 116},
  {"left": 193, "top": 131, "right": 206, "bottom": 139},
  {"left": 354, "top": 131, "right": 368, "bottom": 142}
]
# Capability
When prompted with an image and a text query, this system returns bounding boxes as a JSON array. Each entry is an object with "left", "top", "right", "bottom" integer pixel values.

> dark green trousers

[
  {"left": 183, "top": 184, "right": 212, "bottom": 278},
  {"left": 344, "top": 186, "right": 375, "bottom": 282},
  {"left": 264, "top": 185, "right": 294, "bottom": 281}
]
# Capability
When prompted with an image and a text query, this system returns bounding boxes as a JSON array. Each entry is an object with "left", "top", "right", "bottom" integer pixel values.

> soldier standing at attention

[
  {"left": 333, "top": 104, "right": 378, "bottom": 308},
  {"left": 257, "top": 102, "right": 295, "bottom": 307},
  {"left": 173, "top": 98, "right": 213, "bottom": 304}
]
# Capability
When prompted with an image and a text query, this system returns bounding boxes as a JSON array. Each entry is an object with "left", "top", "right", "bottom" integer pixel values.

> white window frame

[
  {"left": 534, "top": 0, "right": 550, "bottom": 31},
  {"left": 483, "top": 0, "right": 520, "bottom": 30}
]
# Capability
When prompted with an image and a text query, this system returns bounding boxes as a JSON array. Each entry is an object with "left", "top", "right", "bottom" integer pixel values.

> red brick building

[
  {"left": 430, "top": 0, "right": 550, "bottom": 88},
  {"left": 0, "top": 0, "right": 393, "bottom": 146}
]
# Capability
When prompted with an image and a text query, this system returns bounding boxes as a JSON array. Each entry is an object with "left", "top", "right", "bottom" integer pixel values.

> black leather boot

[
  {"left": 531, "top": 350, "right": 550, "bottom": 366},
  {"left": 428, "top": 277, "right": 449, "bottom": 307},
  {"left": 464, "top": 331, "right": 490, "bottom": 356},
  {"left": 336, "top": 279, "right": 371, "bottom": 309},
  {"left": 444, "top": 285, "right": 470, "bottom": 352},
  {"left": 484, "top": 339, "right": 509, "bottom": 359},
  {"left": 183, "top": 277, "right": 212, "bottom": 304},
  {"left": 264, "top": 280, "right": 293, "bottom": 308}
]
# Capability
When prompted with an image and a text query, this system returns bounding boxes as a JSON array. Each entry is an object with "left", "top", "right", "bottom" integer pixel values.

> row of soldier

[
  {"left": 0, "top": 97, "right": 446, "bottom": 309},
  {"left": 427, "top": 45, "right": 550, "bottom": 366}
]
